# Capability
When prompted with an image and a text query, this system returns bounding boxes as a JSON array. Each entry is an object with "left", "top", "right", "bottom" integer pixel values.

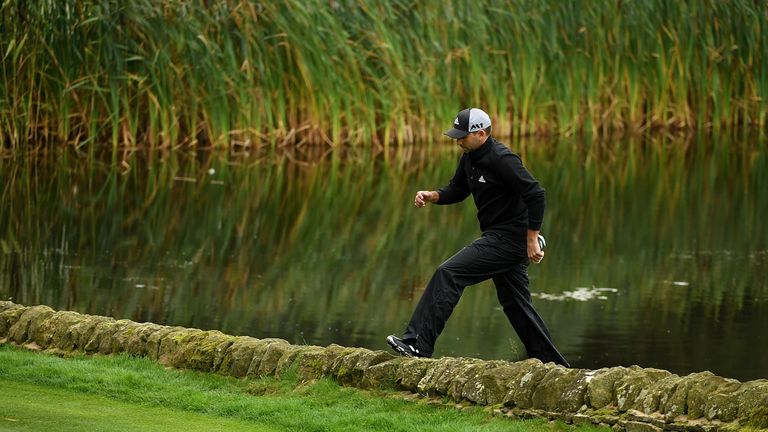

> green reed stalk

[{"left": 0, "top": 0, "right": 766, "bottom": 150}]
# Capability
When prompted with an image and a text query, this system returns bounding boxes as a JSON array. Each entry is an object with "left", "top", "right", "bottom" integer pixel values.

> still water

[{"left": 2, "top": 133, "right": 767, "bottom": 381}]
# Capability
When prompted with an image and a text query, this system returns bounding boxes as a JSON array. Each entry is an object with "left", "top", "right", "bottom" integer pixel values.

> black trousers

[{"left": 403, "top": 232, "right": 570, "bottom": 367}]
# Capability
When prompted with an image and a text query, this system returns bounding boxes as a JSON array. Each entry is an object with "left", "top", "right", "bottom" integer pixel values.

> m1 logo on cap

[
  {"left": 444, "top": 107, "right": 491, "bottom": 138},
  {"left": 467, "top": 108, "right": 491, "bottom": 132}
]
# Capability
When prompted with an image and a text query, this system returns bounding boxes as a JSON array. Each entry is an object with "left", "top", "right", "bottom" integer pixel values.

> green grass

[
  {"left": 0, "top": 345, "right": 609, "bottom": 431},
  {"left": 0, "top": 380, "right": 276, "bottom": 432}
]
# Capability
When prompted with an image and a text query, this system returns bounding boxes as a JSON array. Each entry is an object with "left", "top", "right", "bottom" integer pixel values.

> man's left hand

[{"left": 527, "top": 231, "right": 544, "bottom": 263}]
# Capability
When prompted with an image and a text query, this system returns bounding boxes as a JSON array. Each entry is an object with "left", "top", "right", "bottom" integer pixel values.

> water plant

[{"left": 1, "top": 0, "right": 766, "bottom": 150}]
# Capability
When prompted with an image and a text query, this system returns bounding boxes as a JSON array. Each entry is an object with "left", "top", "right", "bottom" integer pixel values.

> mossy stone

[
  {"left": 0, "top": 303, "right": 27, "bottom": 337},
  {"left": 108, "top": 321, "right": 146, "bottom": 354},
  {"left": 684, "top": 375, "right": 736, "bottom": 419},
  {"left": 361, "top": 358, "right": 403, "bottom": 389},
  {"left": 396, "top": 357, "right": 436, "bottom": 391},
  {"left": 328, "top": 348, "right": 364, "bottom": 382},
  {"left": 443, "top": 359, "right": 488, "bottom": 401},
  {"left": 9, "top": 305, "right": 55, "bottom": 344},
  {"left": 460, "top": 361, "right": 515, "bottom": 405},
  {"left": 211, "top": 337, "right": 240, "bottom": 373},
  {"left": 4, "top": 301, "right": 764, "bottom": 432},
  {"left": 736, "top": 380, "right": 768, "bottom": 424},
  {"left": 586, "top": 367, "right": 628, "bottom": 409},
  {"left": 67, "top": 315, "right": 110, "bottom": 351},
  {"left": 245, "top": 339, "right": 290, "bottom": 378},
  {"left": 531, "top": 367, "right": 590, "bottom": 412},
  {"left": 294, "top": 344, "right": 347, "bottom": 381},
  {"left": 702, "top": 380, "right": 742, "bottom": 422},
  {"left": 216, "top": 336, "right": 262, "bottom": 377},
  {"left": 257, "top": 341, "right": 299, "bottom": 377},
  {"left": 745, "top": 406, "right": 768, "bottom": 429},
  {"left": 46, "top": 311, "right": 90, "bottom": 350},
  {"left": 614, "top": 367, "right": 671, "bottom": 412},
  {"left": 504, "top": 358, "right": 554, "bottom": 409},
  {"left": 417, "top": 357, "right": 481, "bottom": 397},
  {"left": 119, "top": 322, "right": 169, "bottom": 357},
  {"left": 663, "top": 371, "right": 717, "bottom": 418},
  {"left": 174, "top": 330, "right": 236, "bottom": 371},
  {"left": 83, "top": 318, "right": 118, "bottom": 353},
  {"left": 30, "top": 309, "right": 76, "bottom": 348},
  {"left": 332, "top": 349, "right": 392, "bottom": 387},
  {"left": 157, "top": 328, "right": 204, "bottom": 366},
  {"left": 0, "top": 301, "right": 21, "bottom": 314},
  {"left": 274, "top": 345, "right": 324, "bottom": 378},
  {"left": 145, "top": 326, "right": 183, "bottom": 360},
  {"left": 634, "top": 373, "right": 681, "bottom": 414},
  {"left": 100, "top": 320, "right": 136, "bottom": 354}
]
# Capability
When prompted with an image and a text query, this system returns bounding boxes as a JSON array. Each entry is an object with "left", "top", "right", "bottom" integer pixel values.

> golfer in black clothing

[{"left": 387, "top": 108, "right": 570, "bottom": 367}]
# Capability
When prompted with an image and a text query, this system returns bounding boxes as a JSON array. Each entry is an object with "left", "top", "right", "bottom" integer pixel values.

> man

[{"left": 386, "top": 107, "right": 569, "bottom": 367}]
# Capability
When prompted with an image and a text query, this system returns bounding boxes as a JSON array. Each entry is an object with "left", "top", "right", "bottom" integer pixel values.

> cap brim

[{"left": 444, "top": 128, "right": 469, "bottom": 139}]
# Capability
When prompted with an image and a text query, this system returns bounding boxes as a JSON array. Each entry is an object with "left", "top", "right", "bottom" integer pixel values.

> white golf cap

[{"left": 444, "top": 108, "right": 491, "bottom": 139}]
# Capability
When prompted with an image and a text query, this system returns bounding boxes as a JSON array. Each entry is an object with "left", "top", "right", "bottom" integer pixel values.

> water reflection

[{"left": 1, "top": 133, "right": 767, "bottom": 380}]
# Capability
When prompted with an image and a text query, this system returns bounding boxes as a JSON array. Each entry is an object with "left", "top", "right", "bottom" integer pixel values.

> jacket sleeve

[
  {"left": 499, "top": 153, "right": 546, "bottom": 230},
  {"left": 436, "top": 156, "right": 471, "bottom": 205}
]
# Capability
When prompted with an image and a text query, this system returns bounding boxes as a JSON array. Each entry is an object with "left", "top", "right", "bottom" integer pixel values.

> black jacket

[{"left": 437, "top": 137, "right": 546, "bottom": 241}]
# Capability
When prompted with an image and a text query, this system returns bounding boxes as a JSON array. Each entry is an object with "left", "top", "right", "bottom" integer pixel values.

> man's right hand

[{"left": 414, "top": 191, "right": 438, "bottom": 208}]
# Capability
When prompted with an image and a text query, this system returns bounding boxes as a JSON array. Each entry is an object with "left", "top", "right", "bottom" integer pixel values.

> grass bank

[
  {"left": 1, "top": 0, "right": 766, "bottom": 149},
  {"left": 0, "top": 344, "right": 609, "bottom": 431}
]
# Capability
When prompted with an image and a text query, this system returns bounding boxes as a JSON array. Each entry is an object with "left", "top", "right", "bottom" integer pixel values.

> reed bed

[{"left": 1, "top": 0, "right": 766, "bottom": 149}]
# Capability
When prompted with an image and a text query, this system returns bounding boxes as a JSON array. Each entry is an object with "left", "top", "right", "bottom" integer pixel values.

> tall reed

[{"left": 1, "top": 0, "right": 766, "bottom": 149}]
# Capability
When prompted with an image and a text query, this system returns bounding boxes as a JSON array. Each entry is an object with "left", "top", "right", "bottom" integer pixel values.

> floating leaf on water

[
  {"left": 662, "top": 280, "right": 691, "bottom": 287},
  {"left": 533, "top": 286, "right": 619, "bottom": 302}
]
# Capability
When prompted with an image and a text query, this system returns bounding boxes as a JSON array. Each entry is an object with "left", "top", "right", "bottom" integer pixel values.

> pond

[{"left": 2, "top": 132, "right": 767, "bottom": 381}]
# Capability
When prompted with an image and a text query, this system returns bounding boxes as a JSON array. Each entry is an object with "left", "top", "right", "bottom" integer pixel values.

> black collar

[{"left": 468, "top": 137, "right": 492, "bottom": 162}]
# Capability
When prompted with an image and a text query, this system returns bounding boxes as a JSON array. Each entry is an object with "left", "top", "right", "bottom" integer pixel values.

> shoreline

[{"left": 1, "top": 301, "right": 766, "bottom": 431}]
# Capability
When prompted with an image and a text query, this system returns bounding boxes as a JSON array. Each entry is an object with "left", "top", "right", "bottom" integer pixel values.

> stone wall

[{"left": 1, "top": 301, "right": 766, "bottom": 431}]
